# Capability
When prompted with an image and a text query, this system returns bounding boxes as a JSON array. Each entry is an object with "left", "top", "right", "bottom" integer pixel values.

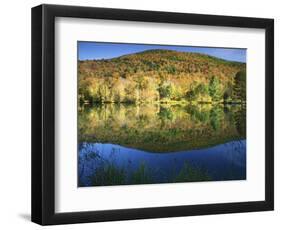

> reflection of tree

[
  {"left": 186, "top": 104, "right": 224, "bottom": 131},
  {"left": 158, "top": 106, "right": 174, "bottom": 129},
  {"left": 79, "top": 103, "right": 245, "bottom": 152},
  {"left": 158, "top": 106, "right": 173, "bottom": 121},
  {"left": 185, "top": 105, "right": 210, "bottom": 123},
  {"left": 234, "top": 106, "right": 246, "bottom": 138},
  {"left": 210, "top": 106, "right": 224, "bottom": 131},
  {"left": 223, "top": 105, "right": 236, "bottom": 125}
]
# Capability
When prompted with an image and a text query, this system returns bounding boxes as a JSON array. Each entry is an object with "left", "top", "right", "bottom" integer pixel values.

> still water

[{"left": 78, "top": 103, "right": 246, "bottom": 186}]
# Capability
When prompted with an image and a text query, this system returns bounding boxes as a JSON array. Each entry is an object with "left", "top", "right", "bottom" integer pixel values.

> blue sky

[{"left": 78, "top": 41, "right": 246, "bottom": 63}]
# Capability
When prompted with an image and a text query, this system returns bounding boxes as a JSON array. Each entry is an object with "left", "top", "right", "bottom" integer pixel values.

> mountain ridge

[
  {"left": 115, "top": 49, "right": 245, "bottom": 64},
  {"left": 80, "top": 49, "right": 245, "bottom": 65}
]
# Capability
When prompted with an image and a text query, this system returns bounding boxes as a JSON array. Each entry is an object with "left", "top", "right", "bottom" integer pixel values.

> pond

[{"left": 78, "top": 103, "right": 246, "bottom": 186}]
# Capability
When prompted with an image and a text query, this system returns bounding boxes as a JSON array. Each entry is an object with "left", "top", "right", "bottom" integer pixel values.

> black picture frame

[{"left": 31, "top": 4, "right": 274, "bottom": 225}]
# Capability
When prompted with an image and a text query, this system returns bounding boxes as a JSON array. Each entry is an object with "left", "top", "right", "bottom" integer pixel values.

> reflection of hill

[{"left": 79, "top": 104, "right": 246, "bottom": 152}]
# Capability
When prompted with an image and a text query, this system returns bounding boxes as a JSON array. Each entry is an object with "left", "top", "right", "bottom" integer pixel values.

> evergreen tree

[
  {"left": 209, "top": 76, "right": 222, "bottom": 101},
  {"left": 233, "top": 70, "right": 246, "bottom": 102}
]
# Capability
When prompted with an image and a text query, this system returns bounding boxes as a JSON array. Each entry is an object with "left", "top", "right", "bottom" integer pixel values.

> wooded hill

[{"left": 78, "top": 49, "right": 246, "bottom": 104}]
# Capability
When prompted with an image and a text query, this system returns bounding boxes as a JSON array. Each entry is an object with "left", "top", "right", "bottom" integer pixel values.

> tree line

[{"left": 79, "top": 70, "right": 246, "bottom": 104}]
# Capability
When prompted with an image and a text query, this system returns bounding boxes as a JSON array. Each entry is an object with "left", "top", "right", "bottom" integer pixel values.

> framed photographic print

[{"left": 31, "top": 4, "right": 274, "bottom": 225}]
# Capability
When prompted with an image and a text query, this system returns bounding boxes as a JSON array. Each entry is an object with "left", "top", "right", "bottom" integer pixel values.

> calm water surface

[{"left": 78, "top": 103, "right": 246, "bottom": 186}]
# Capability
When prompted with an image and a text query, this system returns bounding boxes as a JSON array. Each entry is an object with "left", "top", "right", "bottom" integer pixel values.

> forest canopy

[{"left": 78, "top": 49, "right": 246, "bottom": 104}]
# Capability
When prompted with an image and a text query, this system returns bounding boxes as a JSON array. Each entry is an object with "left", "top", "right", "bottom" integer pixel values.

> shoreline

[{"left": 80, "top": 100, "right": 246, "bottom": 106}]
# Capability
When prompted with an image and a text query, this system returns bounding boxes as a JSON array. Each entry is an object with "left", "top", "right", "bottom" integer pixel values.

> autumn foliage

[{"left": 78, "top": 49, "right": 246, "bottom": 104}]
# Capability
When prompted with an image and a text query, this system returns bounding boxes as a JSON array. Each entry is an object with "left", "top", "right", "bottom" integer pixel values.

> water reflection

[
  {"left": 79, "top": 103, "right": 246, "bottom": 152},
  {"left": 78, "top": 103, "right": 246, "bottom": 186}
]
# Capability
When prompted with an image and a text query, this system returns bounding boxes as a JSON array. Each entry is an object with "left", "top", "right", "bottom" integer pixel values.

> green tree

[
  {"left": 165, "top": 65, "right": 176, "bottom": 74},
  {"left": 186, "top": 90, "right": 196, "bottom": 101},
  {"left": 233, "top": 70, "right": 246, "bottom": 102},
  {"left": 158, "top": 81, "right": 172, "bottom": 99},
  {"left": 209, "top": 76, "right": 222, "bottom": 101},
  {"left": 196, "top": 83, "right": 209, "bottom": 101},
  {"left": 186, "top": 83, "right": 209, "bottom": 102},
  {"left": 79, "top": 86, "right": 92, "bottom": 103},
  {"left": 223, "top": 83, "right": 233, "bottom": 103}
]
